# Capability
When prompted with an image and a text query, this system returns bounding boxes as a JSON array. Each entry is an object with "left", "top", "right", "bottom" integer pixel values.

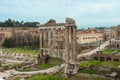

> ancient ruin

[
  {"left": 91, "top": 51, "right": 120, "bottom": 62},
  {"left": 38, "top": 18, "right": 78, "bottom": 77}
]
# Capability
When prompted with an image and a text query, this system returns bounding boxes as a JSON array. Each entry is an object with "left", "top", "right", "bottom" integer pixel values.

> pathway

[
  {"left": 0, "top": 64, "right": 65, "bottom": 79},
  {"left": 0, "top": 69, "right": 14, "bottom": 79},
  {"left": 77, "top": 40, "right": 111, "bottom": 59},
  {"left": 13, "top": 64, "right": 65, "bottom": 75}
]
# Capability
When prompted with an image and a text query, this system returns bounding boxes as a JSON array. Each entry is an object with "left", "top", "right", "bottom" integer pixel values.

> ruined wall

[{"left": 38, "top": 18, "right": 78, "bottom": 77}]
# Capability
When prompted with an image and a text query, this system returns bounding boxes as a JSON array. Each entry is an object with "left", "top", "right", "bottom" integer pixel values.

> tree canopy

[{"left": 0, "top": 18, "right": 40, "bottom": 27}]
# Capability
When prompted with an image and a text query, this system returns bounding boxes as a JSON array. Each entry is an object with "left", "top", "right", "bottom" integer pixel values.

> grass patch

[
  {"left": 66, "top": 73, "right": 109, "bottom": 80},
  {"left": 15, "top": 78, "right": 20, "bottom": 80},
  {"left": 2, "top": 63, "right": 21, "bottom": 69},
  {"left": 78, "top": 60, "right": 120, "bottom": 76},
  {"left": 79, "top": 69, "right": 98, "bottom": 74},
  {"left": 79, "top": 61, "right": 103, "bottom": 68},
  {"left": 2, "top": 47, "right": 39, "bottom": 55},
  {"left": 93, "top": 77, "right": 109, "bottom": 80},
  {"left": 26, "top": 75, "right": 65, "bottom": 80},
  {"left": 37, "top": 63, "right": 55, "bottom": 70},
  {"left": 103, "top": 49, "right": 118, "bottom": 54},
  {"left": 25, "top": 73, "right": 109, "bottom": 80},
  {"left": 17, "top": 68, "right": 109, "bottom": 80},
  {"left": 37, "top": 58, "right": 64, "bottom": 70},
  {"left": 79, "top": 60, "right": 120, "bottom": 68},
  {"left": 81, "top": 49, "right": 90, "bottom": 53},
  {"left": 102, "top": 61, "right": 120, "bottom": 68},
  {"left": 20, "top": 58, "right": 64, "bottom": 71}
]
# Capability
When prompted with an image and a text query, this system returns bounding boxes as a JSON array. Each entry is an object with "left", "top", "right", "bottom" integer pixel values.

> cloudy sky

[{"left": 0, "top": 0, "right": 120, "bottom": 28}]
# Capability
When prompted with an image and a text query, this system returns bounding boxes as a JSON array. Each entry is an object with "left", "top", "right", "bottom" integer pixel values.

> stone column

[
  {"left": 73, "top": 26, "right": 77, "bottom": 61},
  {"left": 64, "top": 18, "right": 78, "bottom": 77},
  {"left": 39, "top": 29, "right": 43, "bottom": 54},
  {"left": 71, "top": 25, "right": 77, "bottom": 74},
  {"left": 43, "top": 29, "right": 46, "bottom": 55},
  {"left": 64, "top": 26, "right": 69, "bottom": 76},
  {"left": 48, "top": 29, "right": 51, "bottom": 48},
  {"left": 48, "top": 29, "right": 51, "bottom": 55},
  {"left": 69, "top": 27, "right": 72, "bottom": 62},
  {"left": 38, "top": 29, "right": 43, "bottom": 64}
]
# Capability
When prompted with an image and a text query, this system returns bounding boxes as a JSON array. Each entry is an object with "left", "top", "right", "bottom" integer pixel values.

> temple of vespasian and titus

[{"left": 38, "top": 18, "right": 78, "bottom": 77}]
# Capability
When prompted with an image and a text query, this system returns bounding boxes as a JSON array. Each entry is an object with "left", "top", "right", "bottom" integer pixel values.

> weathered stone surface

[
  {"left": 99, "top": 67, "right": 120, "bottom": 79},
  {"left": 13, "top": 64, "right": 65, "bottom": 75},
  {"left": 38, "top": 18, "right": 78, "bottom": 77},
  {"left": 37, "top": 53, "right": 49, "bottom": 65}
]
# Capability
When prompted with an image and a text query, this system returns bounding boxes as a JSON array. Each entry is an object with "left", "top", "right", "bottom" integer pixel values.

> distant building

[
  {"left": 77, "top": 29, "right": 104, "bottom": 44},
  {"left": 104, "top": 28, "right": 117, "bottom": 40},
  {"left": 112, "top": 25, "right": 120, "bottom": 36},
  {"left": 109, "top": 36, "right": 120, "bottom": 49}
]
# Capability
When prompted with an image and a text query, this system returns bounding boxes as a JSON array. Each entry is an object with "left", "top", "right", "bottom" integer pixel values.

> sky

[{"left": 0, "top": 0, "right": 120, "bottom": 29}]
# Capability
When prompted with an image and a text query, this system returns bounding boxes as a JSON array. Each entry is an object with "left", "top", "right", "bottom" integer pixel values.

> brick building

[{"left": 77, "top": 29, "right": 104, "bottom": 44}]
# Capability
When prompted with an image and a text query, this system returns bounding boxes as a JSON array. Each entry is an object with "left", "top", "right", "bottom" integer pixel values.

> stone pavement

[
  {"left": 0, "top": 64, "right": 65, "bottom": 79},
  {"left": 0, "top": 69, "right": 15, "bottom": 79}
]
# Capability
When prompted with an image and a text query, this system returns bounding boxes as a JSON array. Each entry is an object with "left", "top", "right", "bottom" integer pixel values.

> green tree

[
  {"left": 4, "top": 18, "right": 13, "bottom": 27},
  {"left": 2, "top": 38, "right": 13, "bottom": 48},
  {"left": 23, "top": 22, "right": 39, "bottom": 27}
]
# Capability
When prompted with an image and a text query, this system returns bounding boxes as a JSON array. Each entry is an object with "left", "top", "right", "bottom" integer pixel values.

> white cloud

[{"left": 0, "top": 0, "right": 120, "bottom": 28}]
